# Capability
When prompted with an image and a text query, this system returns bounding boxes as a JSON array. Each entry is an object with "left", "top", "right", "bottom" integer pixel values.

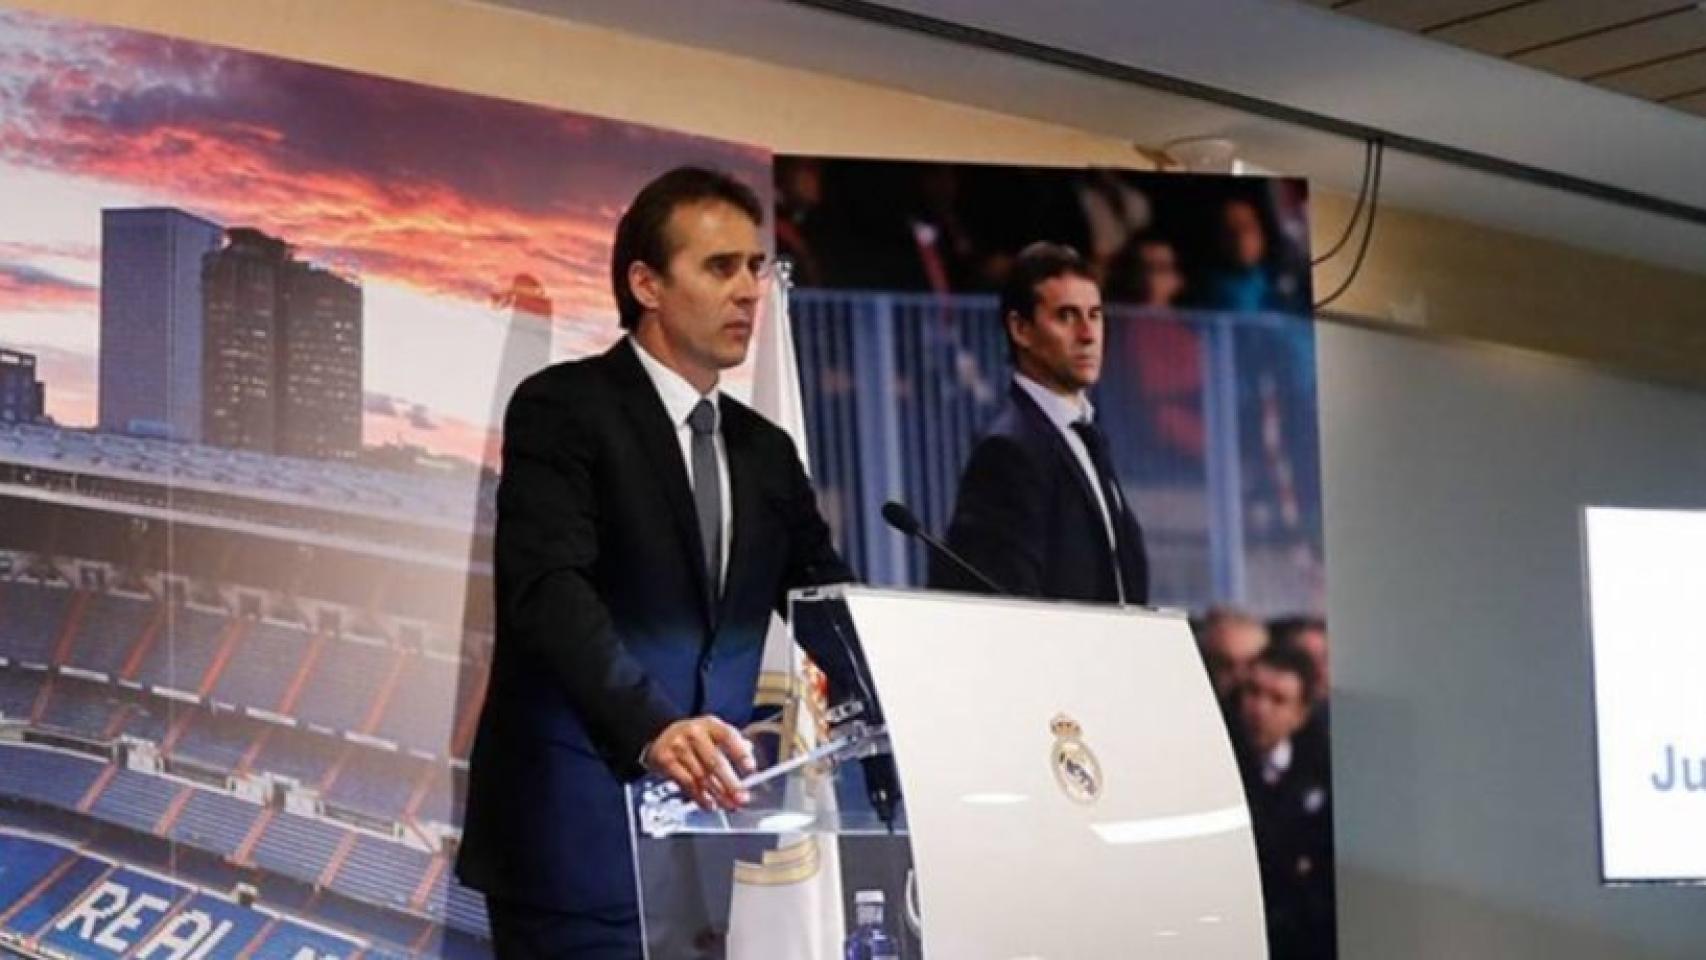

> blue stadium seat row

[
  {"left": 90, "top": 768, "right": 180, "bottom": 833},
  {"left": 0, "top": 580, "right": 72, "bottom": 664},
  {"left": 173, "top": 709, "right": 260, "bottom": 771},
  {"left": 68, "top": 592, "right": 154, "bottom": 676},
  {"left": 443, "top": 879, "right": 491, "bottom": 939},
  {"left": 211, "top": 619, "right": 310, "bottom": 710},
  {"left": 0, "top": 666, "right": 42, "bottom": 719},
  {"left": 0, "top": 743, "right": 102, "bottom": 808},
  {"left": 372, "top": 653, "right": 461, "bottom": 752},
  {"left": 37, "top": 679, "right": 125, "bottom": 737},
  {"left": 297, "top": 640, "right": 391, "bottom": 732},
  {"left": 251, "top": 808, "right": 346, "bottom": 885},
  {"left": 169, "top": 788, "right": 260, "bottom": 858},
  {"left": 255, "top": 724, "right": 342, "bottom": 784},
  {"left": 325, "top": 749, "right": 420, "bottom": 820},
  {"left": 135, "top": 605, "right": 228, "bottom": 690},
  {"left": 328, "top": 836, "right": 430, "bottom": 910}
]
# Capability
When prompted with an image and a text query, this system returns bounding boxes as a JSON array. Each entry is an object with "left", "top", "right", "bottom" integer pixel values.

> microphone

[
  {"left": 880, "top": 500, "right": 1007, "bottom": 595},
  {"left": 791, "top": 579, "right": 901, "bottom": 830}
]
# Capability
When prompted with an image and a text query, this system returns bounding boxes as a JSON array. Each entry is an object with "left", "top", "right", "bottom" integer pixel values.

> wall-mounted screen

[{"left": 1584, "top": 506, "right": 1706, "bottom": 884}]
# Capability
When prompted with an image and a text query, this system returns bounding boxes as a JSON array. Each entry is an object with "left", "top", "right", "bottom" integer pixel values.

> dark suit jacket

[
  {"left": 456, "top": 338, "right": 852, "bottom": 913},
  {"left": 1235, "top": 734, "right": 1336, "bottom": 960},
  {"left": 931, "top": 383, "right": 1149, "bottom": 604}
]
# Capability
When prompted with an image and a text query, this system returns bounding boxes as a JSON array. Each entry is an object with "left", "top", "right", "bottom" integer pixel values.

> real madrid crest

[{"left": 1050, "top": 713, "right": 1103, "bottom": 804}]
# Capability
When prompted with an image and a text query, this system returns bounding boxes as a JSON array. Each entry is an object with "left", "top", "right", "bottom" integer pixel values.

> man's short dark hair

[
  {"left": 611, "top": 166, "right": 764, "bottom": 331},
  {"left": 999, "top": 241, "right": 1094, "bottom": 363},
  {"left": 1252, "top": 643, "right": 1320, "bottom": 705},
  {"left": 1269, "top": 615, "right": 1327, "bottom": 651}
]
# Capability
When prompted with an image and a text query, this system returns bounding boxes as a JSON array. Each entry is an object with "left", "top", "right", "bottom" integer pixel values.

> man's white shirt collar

[
  {"left": 631, "top": 335, "right": 721, "bottom": 426},
  {"left": 1014, "top": 372, "right": 1093, "bottom": 429}
]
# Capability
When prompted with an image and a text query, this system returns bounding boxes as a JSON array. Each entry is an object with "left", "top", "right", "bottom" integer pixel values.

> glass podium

[
  {"left": 627, "top": 647, "right": 921, "bottom": 959},
  {"left": 628, "top": 585, "right": 1266, "bottom": 959}
]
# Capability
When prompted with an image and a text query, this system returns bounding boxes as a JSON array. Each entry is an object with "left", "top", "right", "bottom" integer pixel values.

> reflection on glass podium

[{"left": 628, "top": 586, "right": 1264, "bottom": 959}]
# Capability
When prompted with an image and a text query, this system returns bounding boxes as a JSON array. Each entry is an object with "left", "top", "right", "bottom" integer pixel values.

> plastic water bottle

[{"left": 844, "top": 889, "right": 901, "bottom": 960}]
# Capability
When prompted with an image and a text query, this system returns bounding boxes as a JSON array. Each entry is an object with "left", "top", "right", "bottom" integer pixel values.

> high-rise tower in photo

[
  {"left": 202, "top": 227, "right": 364, "bottom": 459},
  {"left": 0, "top": 349, "right": 46, "bottom": 423},
  {"left": 98, "top": 207, "right": 224, "bottom": 441}
]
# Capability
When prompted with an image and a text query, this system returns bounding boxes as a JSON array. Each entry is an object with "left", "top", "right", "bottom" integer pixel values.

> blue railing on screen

[{"left": 790, "top": 289, "right": 1320, "bottom": 613}]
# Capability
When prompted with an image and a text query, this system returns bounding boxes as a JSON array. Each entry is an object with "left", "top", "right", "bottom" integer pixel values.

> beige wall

[
  {"left": 1313, "top": 193, "right": 1706, "bottom": 389},
  {"left": 16, "top": 0, "right": 1706, "bottom": 388}
]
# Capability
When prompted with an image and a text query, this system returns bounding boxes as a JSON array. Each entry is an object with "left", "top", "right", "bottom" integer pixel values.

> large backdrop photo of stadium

[
  {"left": 0, "top": 7, "right": 770, "bottom": 958},
  {"left": 775, "top": 156, "right": 1333, "bottom": 959}
]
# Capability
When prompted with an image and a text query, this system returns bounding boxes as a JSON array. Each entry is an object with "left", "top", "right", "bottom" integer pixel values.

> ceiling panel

[
  {"left": 1598, "top": 49, "right": 1706, "bottom": 99},
  {"left": 1671, "top": 89, "right": 1706, "bottom": 116},
  {"left": 1432, "top": 0, "right": 1685, "bottom": 56},
  {"left": 1320, "top": 0, "right": 1706, "bottom": 119},
  {"left": 1330, "top": 0, "right": 1521, "bottom": 33},
  {"left": 1517, "top": 10, "right": 1706, "bottom": 78}
]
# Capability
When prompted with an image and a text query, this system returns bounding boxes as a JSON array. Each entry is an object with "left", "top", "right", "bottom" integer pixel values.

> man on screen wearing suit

[
  {"left": 456, "top": 167, "right": 854, "bottom": 958},
  {"left": 931, "top": 242, "right": 1149, "bottom": 605}
]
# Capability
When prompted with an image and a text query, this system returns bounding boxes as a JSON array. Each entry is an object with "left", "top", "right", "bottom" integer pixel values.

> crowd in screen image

[
  {"left": 1195, "top": 609, "right": 1335, "bottom": 960},
  {"left": 775, "top": 156, "right": 1311, "bottom": 313},
  {"left": 778, "top": 155, "right": 1324, "bottom": 613}
]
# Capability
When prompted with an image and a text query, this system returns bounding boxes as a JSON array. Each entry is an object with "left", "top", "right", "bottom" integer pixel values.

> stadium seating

[
  {"left": 172, "top": 708, "right": 262, "bottom": 772},
  {"left": 328, "top": 835, "right": 433, "bottom": 911},
  {"left": 0, "top": 421, "right": 493, "bottom": 531},
  {"left": 435, "top": 929, "right": 495, "bottom": 960},
  {"left": 0, "top": 740, "right": 494, "bottom": 948},
  {"left": 0, "top": 830, "right": 74, "bottom": 908},
  {"left": 324, "top": 748, "right": 421, "bottom": 821},
  {"left": 411, "top": 767, "right": 457, "bottom": 826},
  {"left": 251, "top": 808, "right": 345, "bottom": 884},
  {"left": 114, "top": 699, "right": 173, "bottom": 742},
  {"left": 0, "top": 743, "right": 101, "bottom": 811},
  {"left": 296, "top": 638, "right": 392, "bottom": 732},
  {"left": 0, "top": 665, "right": 42, "bottom": 720},
  {"left": 212, "top": 618, "right": 310, "bottom": 711},
  {"left": 168, "top": 789, "right": 260, "bottom": 858},
  {"left": 134, "top": 604, "right": 229, "bottom": 690},
  {"left": 252, "top": 724, "right": 342, "bottom": 785},
  {"left": 65, "top": 591, "right": 155, "bottom": 676},
  {"left": 0, "top": 579, "right": 73, "bottom": 664},
  {"left": 442, "top": 876, "right": 491, "bottom": 939},
  {"left": 309, "top": 892, "right": 434, "bottom": 956},
  {"left": 1, "top": 852, "right": 110, "bottom": 936},
  {"left": 36, "top": 677, "right": 126, "bottom": 738},
  {"left": 90, "top": 767, "right": 180, "bottom": 834},
  {"left": 0, "top": 830, "right": 395, "bottom": 958},
  {"left": 372, "top": 652, "right": 461, "bottom": 753}
]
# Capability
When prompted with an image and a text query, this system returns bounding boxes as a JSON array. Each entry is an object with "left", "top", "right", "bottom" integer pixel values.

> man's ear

[
  {"left": 1005, "top": 310, "right": 1032, "bottom": 351},
  {"left": 629, "top": 260, "right": 663, "bottom": 313}
]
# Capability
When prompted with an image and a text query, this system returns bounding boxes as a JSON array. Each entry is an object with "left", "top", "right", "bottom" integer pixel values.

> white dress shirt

[
  {"left": 630, "top": 336, "right": 732, "bottom": 584},
  {"left": 1261, "top": 738, "right": 1294, "bottom": 787}
]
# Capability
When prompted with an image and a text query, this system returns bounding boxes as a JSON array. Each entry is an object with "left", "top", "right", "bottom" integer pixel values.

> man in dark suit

[
  {"left": 1234, "top": 643, "right": 1335, "bottom": 960},
  {"left": 456, "top": 167, "right": 854, "bottom": 958},
  {"left": 931, "top": 242, "right": 1149, "bottom": 604}
]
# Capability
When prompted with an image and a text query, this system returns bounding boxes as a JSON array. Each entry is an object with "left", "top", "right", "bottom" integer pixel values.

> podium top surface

[
  {"left": 791, "top": 582, "right": 1192, "bottom": 622},
  {"left": 803, "top": 585, "right": 1265, "bottom": 958}
]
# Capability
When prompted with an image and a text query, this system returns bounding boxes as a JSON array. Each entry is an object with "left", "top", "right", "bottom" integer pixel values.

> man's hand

[{"left": 644, "top": 716, "right": 756, "bottom": 811}]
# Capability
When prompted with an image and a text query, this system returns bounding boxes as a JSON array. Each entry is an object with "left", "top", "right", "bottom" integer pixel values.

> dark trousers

[{"left": 486, "top": 896, "right": 643, "bottom": 960}]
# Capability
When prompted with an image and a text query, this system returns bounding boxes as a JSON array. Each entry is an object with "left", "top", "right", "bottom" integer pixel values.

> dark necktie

[
  {"left": 1070, "top": 417, "right": 1129, "bottom": 601},
  {"left": 688, "top": 399, "right": 722, "bottom": 599}
]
